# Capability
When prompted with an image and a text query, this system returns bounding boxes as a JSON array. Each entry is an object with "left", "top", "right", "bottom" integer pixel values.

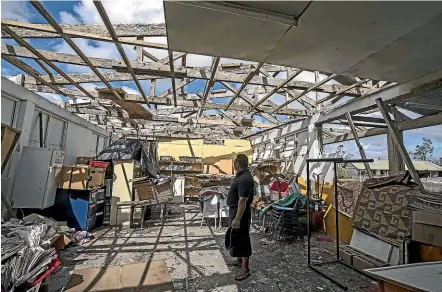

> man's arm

[{"left": 232, "top": 197, "right": 248, "bottom": 228}]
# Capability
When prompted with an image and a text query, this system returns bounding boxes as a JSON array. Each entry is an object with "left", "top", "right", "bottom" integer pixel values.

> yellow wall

[{"left": 158, "top": 139, "right": 252, "bottom": 174}]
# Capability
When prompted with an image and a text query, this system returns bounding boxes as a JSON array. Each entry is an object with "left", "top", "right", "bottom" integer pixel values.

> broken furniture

[
  {"left": 365, "top": 261, "right": 442, "bottom": 292},
  {"left": 1, "top": 123, "right": 21, "bottom": 218},
  {"left": 306, "top": 157, "right": 374, "bottom": 291},
  {"left": 53, "top": 188, "right": 105, "bottom": 231},
  {"left": 11, "top": 146, "right": 65, "bottom": 209},
  {"left": 59, "top": 164, "right": 105, "bottom": 190}
]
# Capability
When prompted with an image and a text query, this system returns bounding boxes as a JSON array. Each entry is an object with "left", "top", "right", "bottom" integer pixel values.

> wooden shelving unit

[{"left": 158, "top": 157, "right": 203, "bottom": 199}]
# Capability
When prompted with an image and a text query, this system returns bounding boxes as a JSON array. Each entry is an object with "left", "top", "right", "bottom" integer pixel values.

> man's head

[{"left": 234, "top": 154, "right": 249, "bottom": 172}]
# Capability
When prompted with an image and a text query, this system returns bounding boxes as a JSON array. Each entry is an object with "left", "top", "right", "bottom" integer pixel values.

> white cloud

[
  {"left": 1, "top": 1, "right": 32, "bottom": 22},
  {"left": 71, "top": 0, "right": 164, "bottom": 25},
  {"left": 59, "top": 11, "right": 81, "bottom": 25}
]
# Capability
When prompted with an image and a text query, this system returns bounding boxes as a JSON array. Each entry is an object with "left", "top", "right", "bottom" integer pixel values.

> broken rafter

[
  {"left": 249, "top": 69, "right": 302, "bottom": 112},
  {"left": 271, "top": 74, "right": 338, "bottom": 113},
  {"left": 199, "top": 57, "right": 221, "bottom": 116},
  {"left": 28, "top": 1, "right": 123, "bottom": 101},
  {"left": 93, "top": 0, "right": 149, "bottom": 105}
]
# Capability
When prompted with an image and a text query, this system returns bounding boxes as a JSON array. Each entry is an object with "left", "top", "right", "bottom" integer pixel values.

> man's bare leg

[
  {"left": 241, "top": 257, "right": 249, "bottom": 274},
  {"left": 235, "top": 257, "right": 250, "bottom": 281},
  {"left": 236, "top": 257, "right": 243, "bottom": 266}
]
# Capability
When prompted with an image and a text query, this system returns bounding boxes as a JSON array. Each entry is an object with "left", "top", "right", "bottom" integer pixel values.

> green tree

[
  {"left": 409, "top": 138, "right": 434, "bottom": 161},
  {"left": 335, "top": 145, "right": 353, "bottom": 178}
]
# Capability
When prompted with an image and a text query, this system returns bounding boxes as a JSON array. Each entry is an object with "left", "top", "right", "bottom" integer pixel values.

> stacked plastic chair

[{"left": 268, "top": 196, "right": 304, "bottom": 243}]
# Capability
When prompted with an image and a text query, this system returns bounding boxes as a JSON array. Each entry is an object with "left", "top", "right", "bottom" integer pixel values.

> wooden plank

[
  {"left": 345, "top": 112, "right": 373, "bottom": 177},
  {"left": 1, "top": 19, "right": 166, "bottom": 48},
  {"left": 225, "top": 62, "right": 263, "bottom": 109},
  {"left": 250, "top": 69, "right": 303, "bottom": 111},
  {"left": 2, "top": 24, "right": 95, "bottom": 99},
  {"left": 27, "top": 1, "right": 123, "bottom": 102},
  {"left": 1, "top": 45, "right": 365, "bottom": 95},
  {"left": 272, "top": 74, "right": 338, "bottom": 113},
  {"left": 376, "top": 98, "right": 422, "bottom": 187},
  {"left": 199, "top": 57, "right": 221, "bottom": 116},
  {"left": 168, "top": 50, "right": 178, "bottom": 106},
  {"left": 26, "top": 83, "right": 306, "bottom": 115},
  {"left": 93, "top": 1, "right": 149, "bottom": 105}
]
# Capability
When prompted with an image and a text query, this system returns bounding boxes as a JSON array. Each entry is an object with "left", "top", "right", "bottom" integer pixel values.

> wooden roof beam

[
  {"left": 1, "top": 19, "right": 166, "bottom": 49},
  {"left": 271, "top": 74, "right": 338, "bottom": 113},
  {"left": 1, "top": 24, "right": 95, "bottom": 100},
  {"left": 199, "top": 57, "right": 221, "bottom": 116},
  {"left": 225, "top": 62, "right": 263, "bottom": 109},
  {"left": 93, "top": 0, "right": 149, "bottom": 106},
  {"left": 249, "top": 69, "right": 303, "bottom": 112},
  {"left": 24, "top": 83, "right": 307, "bottom": 116},
  {"left": 1, "top": 44, "right": 366, "bottom": 95},
  {"left": 28, "top": 1, "right": 123, "bottom": 101}
]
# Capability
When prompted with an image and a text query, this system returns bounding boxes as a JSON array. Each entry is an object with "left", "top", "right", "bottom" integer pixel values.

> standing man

[{"left": 226, "top": 154, "right": 255, "bottom": 281}]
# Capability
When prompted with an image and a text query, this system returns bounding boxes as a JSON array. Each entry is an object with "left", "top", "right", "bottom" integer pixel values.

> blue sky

[{"left": 2, "top": 0, "right": 441, "bottom": 161}]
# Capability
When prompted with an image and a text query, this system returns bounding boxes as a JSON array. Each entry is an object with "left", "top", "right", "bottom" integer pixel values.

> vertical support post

[
  {"left": 136, "top": 37, "right": 143, "bottom": 63},
  {"left": 388, "top": 106, "right": 404, "bottom": 175},
  {"left": 376, "top": 98, "right": 423, "bottom": 187},
  {"left": 345, "top": 112, "right": 373, "bottom": 178},
  {"left": 333, "top": 161, "right": 339, "bottom": 258},
  {"left": 307, "top": 160, "right": 311, "bottom": 265}
]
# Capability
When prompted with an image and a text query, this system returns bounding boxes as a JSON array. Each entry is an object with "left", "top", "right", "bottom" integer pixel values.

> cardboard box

[
  {"left": 51, "top": 234, "right": 72, "bottom": 253},
  {"left": 59, "top": 165, "right": 105, "bottom": 190},
  {"left": 412, "top": 211, "right": 442, "bottom": 247},
  {"left": 65, "top": 260, "right": 173, "bottom": 292}
]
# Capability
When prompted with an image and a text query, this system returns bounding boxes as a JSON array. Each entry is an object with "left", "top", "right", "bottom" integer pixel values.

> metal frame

[{"left": 306, "top": 157, "right": 374, "bottom": 291}]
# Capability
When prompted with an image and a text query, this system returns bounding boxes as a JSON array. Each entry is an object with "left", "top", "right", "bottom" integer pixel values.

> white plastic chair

[
  {"left": 200, "top": 194, "right": 219, "bottom": 228},
  {"left": 218, "top": 197, "right": 229, "bottom": 228}
]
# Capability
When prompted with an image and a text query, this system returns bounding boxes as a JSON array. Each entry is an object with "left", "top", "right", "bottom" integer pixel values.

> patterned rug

[
  {"left": 335, "top": 181, "right": 363, "bottom": 217},
  {"left": 352, "top": 173, "right": 420, "bottom": 242}
]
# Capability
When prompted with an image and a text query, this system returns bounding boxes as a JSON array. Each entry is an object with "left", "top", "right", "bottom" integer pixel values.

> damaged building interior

[{"left": 1, "top": 1, "right": 442, "bottom": 291}]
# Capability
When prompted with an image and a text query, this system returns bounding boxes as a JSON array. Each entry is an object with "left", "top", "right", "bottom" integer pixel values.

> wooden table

[{"left": 365, "top": 261, "right": 442, "bottom": 292}]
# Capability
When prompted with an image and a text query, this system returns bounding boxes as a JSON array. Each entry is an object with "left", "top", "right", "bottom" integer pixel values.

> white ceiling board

[
  {"left": 164, "top": 1, "right": 291, "bottom": 62},
  {"left": 344, "top": 13, "right": 442, "bottom": 83},
  {"left": 230, "top": 1, "right": 310, "bottom": 17},
  {"left": 165, "top": 1, "right": 442, "bottom": 83},
  {"left": 266, "top": 2, "right": 442, "bottom": 78}
]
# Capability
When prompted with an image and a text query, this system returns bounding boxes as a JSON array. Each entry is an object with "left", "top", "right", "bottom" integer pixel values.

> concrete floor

[{"left": 50, "top": 204, "right": 377, "bottom": 292}]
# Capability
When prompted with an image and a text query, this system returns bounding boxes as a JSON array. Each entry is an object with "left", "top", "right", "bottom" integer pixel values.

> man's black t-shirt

[{"left": 226, "top": 169, "right": 255, "bottom": 208}]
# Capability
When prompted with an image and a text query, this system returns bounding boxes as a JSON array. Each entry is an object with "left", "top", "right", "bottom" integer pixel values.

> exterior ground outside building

[{"left": 345, "top": 159, "right": 442, "bottom": 179}]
